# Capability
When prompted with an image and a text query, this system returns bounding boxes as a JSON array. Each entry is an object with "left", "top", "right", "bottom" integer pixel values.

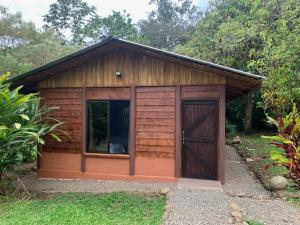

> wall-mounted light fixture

[{"left": 115, "top": 70, "right": 122, "bottom": 79}]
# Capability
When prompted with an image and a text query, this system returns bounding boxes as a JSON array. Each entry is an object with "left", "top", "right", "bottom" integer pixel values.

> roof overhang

[{"left": 7, "top": 38, "right": 265, "bottom": 100}]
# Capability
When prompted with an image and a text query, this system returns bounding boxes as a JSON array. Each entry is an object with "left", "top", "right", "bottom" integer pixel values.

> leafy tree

[
  {"left": 139, "top": 0, "right": 201, "bottom": 50},
  {"left": 0, "top": 6, "right": 36, "bottom": 55},
  {"left": 177, "top": 0, "right": 300, "bottom": 132},
  {"left": 0, "top": 73, "right": 65, "bottom": 195},
  {"left": 87, "top": 11, "right": 138, "bottom": 43},
  {"left": 0, "top": 6, "right": 79, "bottom": 77},
  {"left": 43, "top": 0, "right": 97, "bottom": 44}
]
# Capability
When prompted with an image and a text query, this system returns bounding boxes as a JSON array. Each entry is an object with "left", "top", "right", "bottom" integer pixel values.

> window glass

[
  {"left": 87, "top": 101, "right": 129, "bottom": 154},
  {"left": 87, "top": 101, "right": 108, "bottom": 153}
]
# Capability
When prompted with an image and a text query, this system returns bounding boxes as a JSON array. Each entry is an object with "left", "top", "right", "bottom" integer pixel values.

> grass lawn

[
  {"left": 229, "top": 133, "right": 300, "bottom": 206},
  {"left": 0, "top": 192, "right": 166, "bottom": 225},
  {"left": 246, "top": 220, "right": 265, "bottom": 225}
]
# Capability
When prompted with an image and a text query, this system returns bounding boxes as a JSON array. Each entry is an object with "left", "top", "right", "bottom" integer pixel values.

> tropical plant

[
  {"left": 0, "top": 73, "right": 65, "bottom": 195},
  {"left": 262, "top": 104, "right": 300, "bottom": 188}
]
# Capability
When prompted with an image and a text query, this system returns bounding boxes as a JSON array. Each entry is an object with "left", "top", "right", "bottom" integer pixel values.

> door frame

[
  {"left": 181, "top": 99, "right": 219, "bottom": 180},
  {"left": 175, "top": 85, "right": 225, "bottom": 184}
]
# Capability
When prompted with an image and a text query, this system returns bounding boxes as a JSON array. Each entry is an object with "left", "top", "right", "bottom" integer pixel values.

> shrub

[
  {"left": 225, "top": 119, "right": 237, "bottom": 137},
  {"left": 262, "top": 104, "right": 300, "bottom": 188},
  {"left": 0, "top": 73, "right": 65, "bottom": 195}
]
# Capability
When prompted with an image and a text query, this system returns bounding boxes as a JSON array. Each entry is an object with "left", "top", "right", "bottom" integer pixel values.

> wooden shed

[{"left": 10, "top": 38, "right": 264, "bottom": 183}]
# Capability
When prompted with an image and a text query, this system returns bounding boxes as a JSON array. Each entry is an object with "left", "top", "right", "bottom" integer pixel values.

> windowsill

[{"left": 84, "top": 152, "right": 130, "bottom": 159}]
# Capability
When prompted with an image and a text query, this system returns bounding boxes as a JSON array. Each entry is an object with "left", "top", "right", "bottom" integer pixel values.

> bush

[
  {"left": 262, "top": 104, "right": 300, "bottom": 189},
  {"left": 225, "top": 119, "right": 237, "bottom": 137},
  {"left": 0, "top": 73, "right": 65, "bottom": 195}
]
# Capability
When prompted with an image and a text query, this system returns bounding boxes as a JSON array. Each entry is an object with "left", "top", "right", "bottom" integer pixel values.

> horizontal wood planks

[
  {"left": 38, "top": 49, "right": 225, "bottom": 88},
  {"left": 181, "top": 85, "right": 221, "bottom": 99},
  {"left": 135, "top": 87, "right": 176, "bottom": 158},
  {"left": 41, "top": 88, "right": 82, "bottom": 154},
  {"left": 86, "top": 87, "right": 130, "bottom": 99}
]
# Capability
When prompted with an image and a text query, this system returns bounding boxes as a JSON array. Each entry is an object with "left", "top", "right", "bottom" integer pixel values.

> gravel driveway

[{"left": 162, "top": 145, "right": 300, "bottom": 225}]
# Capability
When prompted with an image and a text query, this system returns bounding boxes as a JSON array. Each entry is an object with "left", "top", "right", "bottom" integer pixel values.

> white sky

[{"left": 0, "top": 0, "right": 209, "bottom": 28}]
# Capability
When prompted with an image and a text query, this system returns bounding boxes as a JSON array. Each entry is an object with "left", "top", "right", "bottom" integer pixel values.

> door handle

[{"left": 182, "top": 130, "right": 185, "bottom": 144}]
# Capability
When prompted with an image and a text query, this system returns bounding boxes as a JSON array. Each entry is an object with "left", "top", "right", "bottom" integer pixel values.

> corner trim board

[
  {"left": 129, "top": 86, "right": 136, "bottom": 176},
  {"left": 175, "top": 85, "right": 182, "bottom": 178},
  {"left": 81, "top": 87, "right": 87, "bottom": 172}
]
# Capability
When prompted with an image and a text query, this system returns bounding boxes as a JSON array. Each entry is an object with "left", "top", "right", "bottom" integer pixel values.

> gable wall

[{"left": 38, "top": 49, "right": 225, "bottom": 88}]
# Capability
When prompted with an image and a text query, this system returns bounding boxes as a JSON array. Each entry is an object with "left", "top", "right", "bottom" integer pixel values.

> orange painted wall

[
  {"left": 135, "top": 157, "right": 175, "bottom": 177},
  {"left": 86, "top": 157, "right": 130, "bottom": 175},
  {"left": 40, "top": 152, "right": 81, "bottom": 172}
]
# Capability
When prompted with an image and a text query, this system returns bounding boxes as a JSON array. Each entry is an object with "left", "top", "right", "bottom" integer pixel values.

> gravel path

[{"left": 162, "top": 145, "right": 300, "bottom": 225}]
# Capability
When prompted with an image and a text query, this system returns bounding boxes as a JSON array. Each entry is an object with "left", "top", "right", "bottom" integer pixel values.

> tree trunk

[
  {"left": 244, "top": 93, "right": 254, "bottom": 133},
  {"left": 0, "top": 171, "right": 5, "bottom": 195}
]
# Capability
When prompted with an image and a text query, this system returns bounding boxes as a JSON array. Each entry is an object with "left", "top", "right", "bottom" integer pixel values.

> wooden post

[
  {"left": 129, "top": 86, "right": 136, "bottom": 176},
  {"left": 218, "top": 85, "right": 226, "bottom": 184},
  {"left": 81, "top": 87, "right": 86, "bottom": 172},
  {"left": 175, "top": 85, "right": 182, "bottom": 178}
]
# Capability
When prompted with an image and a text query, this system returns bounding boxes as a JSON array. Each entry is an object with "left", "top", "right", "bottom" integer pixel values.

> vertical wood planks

[{"left": 38, "top": 49, "right": 225, "bottom": 88}]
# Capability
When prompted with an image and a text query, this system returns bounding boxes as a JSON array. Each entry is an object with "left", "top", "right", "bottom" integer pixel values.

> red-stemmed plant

[{"left": 262, "top": 104, "right": 300, "bottom": 189}]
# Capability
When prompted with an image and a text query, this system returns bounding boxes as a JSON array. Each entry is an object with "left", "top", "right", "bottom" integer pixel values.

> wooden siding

[
  {"left": 181, "top": 85, "right": 220, "bottom": 99},
  {"left": 38, "top": 50, "right": 225, "bottom": 88},
  {"left": 86, "top": 87, "right": 130, "bottom": 100},
  {"left": 135, "top": 87, "right": 176, "bottom": 158},
  {"left": 41, "top": 88, "right": 82, "bottom": 154}
]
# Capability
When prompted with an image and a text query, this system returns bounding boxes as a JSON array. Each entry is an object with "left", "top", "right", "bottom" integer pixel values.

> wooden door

[{"left": 182, "top": 100, "right": 218, "bottom": 180}]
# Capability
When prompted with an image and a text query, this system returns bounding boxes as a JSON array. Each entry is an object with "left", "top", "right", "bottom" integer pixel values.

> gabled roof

[{"left": 8, "top": 37, "right": 265, "bottom": 98}]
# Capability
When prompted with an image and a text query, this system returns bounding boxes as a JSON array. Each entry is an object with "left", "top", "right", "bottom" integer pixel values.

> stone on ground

[
  {"left": 232, "top": 136, "right": 241, "bottom": 144},
  {"left": 269, "top": 176, "right": 288, "bottom": 190},
  {"left": 160, "top": 187, "right": 171, "bottom": 195}
]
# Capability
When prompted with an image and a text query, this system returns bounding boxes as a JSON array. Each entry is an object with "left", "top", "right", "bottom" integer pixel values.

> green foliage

[
  {"left": 225, "top": 119, "right": 237, "bottom": 137},
  {"left": 177, "top": 0, "right": 300, "bottom": 130},
  {"left": 0, "top": 192, "right": 166, "bottom": 225},
  {"left": 246, "top": 220, "right": 265, "bottom": 225},
  {"left": 262, "top": 104, "right": 300, "bottom": 188},
  {"left": 0, "top": 73, "right": 65, "bottom": 194},
  {"left": 138, "top": 0, "right": 201, "bottom": 50},
  {"left": 233, "top": 133, "right": 288, "bottom": 188},
  {"left": 43, "top": 1, "right": 138, "bottom": 44},
  {"left": 0, "top": 6, "right": 80, "bottom": 77},
  {"left": 43, "top": 0, "right": 97, "bottom": 44},
  {"left": 87, "top": 10, "right": 138, "bottom": 43}
]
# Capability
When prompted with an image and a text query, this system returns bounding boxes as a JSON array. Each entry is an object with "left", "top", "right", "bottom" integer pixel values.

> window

[{"left": 87, "top": 101, "right": 130, "bottom": 154}]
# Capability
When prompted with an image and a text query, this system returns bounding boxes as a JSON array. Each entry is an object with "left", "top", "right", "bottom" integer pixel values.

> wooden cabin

[{"left": 11, "top": 38, "right": 264, "bottom": 183}]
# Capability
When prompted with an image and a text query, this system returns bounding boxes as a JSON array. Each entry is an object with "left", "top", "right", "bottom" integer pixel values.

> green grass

[
  {"left": 231, "top": 133, "right": 287, "bottom": 187},
  {"left": 246, "top": 219, "right": 265, "bottom": 225},
  {"left": 0, "top": 192, "right": 166, "bottom": 225},
  {"left": 230, "top": 133, "right": 300, "bottom": 206}
]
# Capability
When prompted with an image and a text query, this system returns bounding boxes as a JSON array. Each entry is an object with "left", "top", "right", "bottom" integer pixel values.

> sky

[{"left": 0, "top": 0, "right": 209, "bottom": 28}]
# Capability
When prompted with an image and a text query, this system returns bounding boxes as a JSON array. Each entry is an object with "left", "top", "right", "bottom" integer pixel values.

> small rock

[
  {"left": 236, "top": 192, "right": 246, "bottom": 197},
  {"left": 231, "top": 211, "right": 242, "bottom": 218},
  {"left": 282, "top": 218, "right": 289, "bottom": 223},
  {"left": 232, "top": 136, "right": 241, "bottom": 144},
  {"left": 269, "top": 176, "right": 289, "bottom": 190},
  {"left": 235, "top": 217, "right": 244, "bottom": 223},
  {"left": 246, "top": 158, "right": 254, "bottom": 162},
  {"left": 229, "top": 203, "right": 240, "bottom": 212},
  {"left": 160, "top": 187, "right": 171, "bottom": 195}
]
